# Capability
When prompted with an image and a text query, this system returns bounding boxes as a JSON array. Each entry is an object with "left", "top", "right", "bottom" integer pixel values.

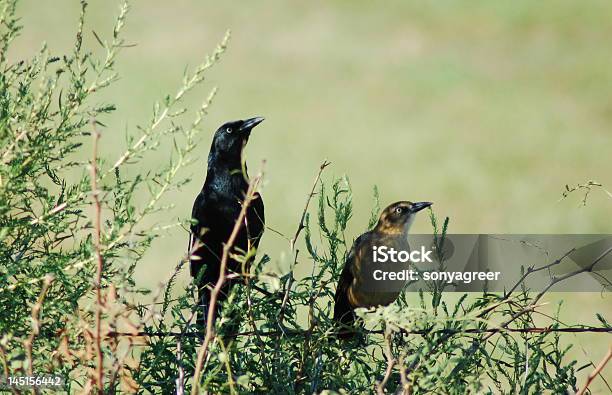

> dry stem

[
  {"left": 90, "top": 120, "right": 105, "bottom": 394},
  {"left": 278, "top": 160, "right": 330, "bottom": 327},
  {"left": 576, "top": 345, "right": 612, "bottom": 395},
  {"left": 23, "top": 275, "right": 54, "bottom": 395}
]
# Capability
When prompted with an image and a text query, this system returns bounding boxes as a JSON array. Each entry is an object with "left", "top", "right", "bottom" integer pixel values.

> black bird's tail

[
  {"left": 193, "top": 263, "right": 221, "bottom": 333},
  {"left": 195, "top": 276, "right": 239, "bottom": 338},
  {"left": 196, "top": 286, "right": 210, "bottom": 331}
]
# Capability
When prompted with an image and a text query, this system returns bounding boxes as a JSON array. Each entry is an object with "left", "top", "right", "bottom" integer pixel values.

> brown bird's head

[{"left": 375, "top": 201, "right": 433, "bottom": 234}]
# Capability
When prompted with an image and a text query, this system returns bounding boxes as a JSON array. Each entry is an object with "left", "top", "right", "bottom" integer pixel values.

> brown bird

[{"left": 333, "top": 201, "right": 432, "bottom": 337}]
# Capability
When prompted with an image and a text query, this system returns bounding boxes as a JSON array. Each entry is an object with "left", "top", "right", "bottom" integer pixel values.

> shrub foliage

[{"left": 0, "top": 2, "right": 608, "bottom": 394}]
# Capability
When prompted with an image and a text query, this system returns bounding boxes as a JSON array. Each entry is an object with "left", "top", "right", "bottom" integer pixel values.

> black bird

[
  {"left": 190, "top": 117, "right": 265, "bottom": 330},
  {"left": 333, "top": 201, "right": 432, "bottom": 338}
]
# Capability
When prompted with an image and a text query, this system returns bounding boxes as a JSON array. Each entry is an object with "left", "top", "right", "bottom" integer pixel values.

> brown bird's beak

[
  {"left": 410, "top": 201, "right": 433, "bottom": 213},
  {"left": 240, "top": 116, "right": 265, "bottom": 132}
]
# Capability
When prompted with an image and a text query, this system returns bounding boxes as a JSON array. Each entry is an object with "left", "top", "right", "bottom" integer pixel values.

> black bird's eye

[
  {"left": 226, "top": 127, "right": 232, "bottom": 134},
  {"left": 395, "top": 207, "right": 404, "bottom": 214}
]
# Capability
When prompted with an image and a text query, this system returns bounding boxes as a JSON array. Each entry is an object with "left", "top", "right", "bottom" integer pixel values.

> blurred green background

[{"left": 9, "top": 0, "right": 611, "bottom": 389}]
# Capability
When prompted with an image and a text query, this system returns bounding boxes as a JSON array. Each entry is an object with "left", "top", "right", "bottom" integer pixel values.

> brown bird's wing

[{"left": 333, "top": 232, "right": 370, "bottom": 332}]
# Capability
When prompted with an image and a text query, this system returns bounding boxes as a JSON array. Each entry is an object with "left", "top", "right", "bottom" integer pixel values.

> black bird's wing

[
  {"left": 189, "top": 191, "right": 209, "bottom": 278},
  {"left": 189, "top": 190, "right": 264, "bottom": 277},
  {"left": 245, "top": 192, "right": 265, "bottom": 251}
]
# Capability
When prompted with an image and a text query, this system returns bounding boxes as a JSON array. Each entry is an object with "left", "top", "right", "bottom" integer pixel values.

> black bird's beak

[
  {"left": 239, "top": 117, "right": 265, "bottom": 132},
  {"left": 411, "top": 201, "right": 433, "bottom": 213}
]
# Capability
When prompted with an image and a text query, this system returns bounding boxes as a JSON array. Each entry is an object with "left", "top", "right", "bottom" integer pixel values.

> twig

[
  {"left": 478, "top": 248, "right": 576, "bottom": 319},
  {"left": 532, "top": 246, "right": 612, "bottom": 303},
  {"left": 560, "top": 180, "right": 612, "bottom": 206},
  {"left": 274, "top": 161, "right": 330, "bottom": 387},
  {"left": 576, "top": 346, "right": 612, "bottom": 395},
  {"left": 23, "top": 275, "right": 53, "bottom": 395},
  {"left": 376, "top": 327, "right": 396, "bottom": 395},
  {"left": 278, "top": 160, "right": 330, "bottom": 327},
  {"left": 576, "top": 341, "right": 612, "bottom": 394},
  {"left": 90, "top": 119, "right": 105, "bottom": 394},
  {"left": 244, "top": 273, "right": 273, "bottom": 380},
  {"left": 217, "top": 339, "right": 237, "bottom": 395},
  {"left": 0, "top": 344, "right": 9, "bottom": 381},
  {"left": 473, "top": 246, "right": 609, "bottom": 351},
  {"left": 295, "top": 274, "right": 335, "bottom": 389},
  {"left": 504, "top": 248, "right": 574, "bottom": 297},
  {"left": 0, "top": 344, "right": 18, "bottom": 395},
  {"left": 1, "top": 129, "right": 27, "bottom": 164},
  {"left": 190, "top": 171, "right": 263, "bottom": 395},
  {"left": 277, "top": 249, "right": 298, "bottom": 327},
  {"left": 397, "top": 352, "right": 411, "bottom": 395},
  {"left": 448, "top": 246, "right": 612, "bottom": 377},
  {"left": 175, "top": 340, "right": 184, "bottom": 395},
  {"left": 106, "top": 325, "right": 612, "bottom": 339},
  {"left": 291, "top": 160, "right": 331, "bottom": 250}
]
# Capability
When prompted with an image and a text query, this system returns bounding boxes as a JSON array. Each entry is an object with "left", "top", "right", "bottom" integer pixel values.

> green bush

[
  {"left": 0, "top": 0, "right": 227, "bottom": 392},
  {"left": 0, "top": 1, "right": 608, "bottom": 394}
]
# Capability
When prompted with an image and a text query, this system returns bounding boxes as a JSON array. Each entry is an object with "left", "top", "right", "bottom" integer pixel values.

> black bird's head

[
  {"left": 376, "top": 201, "right": 433, "bottom": 234},
  {"left": 210, "top": 117, "right": 264, "bottom": 160}
]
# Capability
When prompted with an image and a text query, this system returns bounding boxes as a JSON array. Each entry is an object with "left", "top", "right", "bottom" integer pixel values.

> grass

[{"left": 7, "top": 0, "right": 611, "bottom": 390}]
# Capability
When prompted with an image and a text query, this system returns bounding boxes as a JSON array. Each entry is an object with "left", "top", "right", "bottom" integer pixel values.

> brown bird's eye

[
  {"left": 226, "top": 127, "right": 232, "bottom": 134},
  {"left": 395, "top": 207, "right": 403, "bottom": 214}
]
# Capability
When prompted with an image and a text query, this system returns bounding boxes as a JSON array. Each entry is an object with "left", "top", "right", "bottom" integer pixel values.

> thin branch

[
  {"left": 376, "top": 327, "right": 395, "bottom": 395},
  {"left": 244, "top": 269, "right": 273, "bottom": 380},
  {"left": 397, "top": 352, "right": 411, "bottom": 395},
  {"left": 465, "top": 246, "right": 610, "bottom": 359},
  {"left": 175, "top": 339, "right": 184, "bottom": 395},
  {"left": 560, "top": 180, "right": 612, "bottom": 206},
  {"left": 106, "top": 325, "right": 612, "bottom": 339},
  {"left": 295, "top": 272, "right": 334, "bottom": 389},
  {"left": 278, "top": 160, "right": 330, "bottom": 327},
  {"left": 291, "top": 160, "right": 331, "bottom": 249},
  {"left": 446, "top": 246, "right": 612, "bottom": 377},
  {"left": 532, "top": 245, "right": 612, "bottom": 303},
  {"left": 0, "top": 344, "right": 18, "bottom": 395},
  {"left": 277, "top": 249, "right": 298, "bottom": 327},
  {"left": 23, "top": 275, "right": 54, "bottom": 395},
  {"left": 576, "top": 346, "right": 612, "bottom": 395},
  {"left": 576, "top": 341, "right": 612, "bottom": 394},
  {"left": 217, "top": 339, "right": 237, "bottom": 395},
  {"left": 478, "top": 248, "right": 576, "bottom": 319},
  {"left": 90, "top": 119, "right": 105, "bottom": 394}
]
